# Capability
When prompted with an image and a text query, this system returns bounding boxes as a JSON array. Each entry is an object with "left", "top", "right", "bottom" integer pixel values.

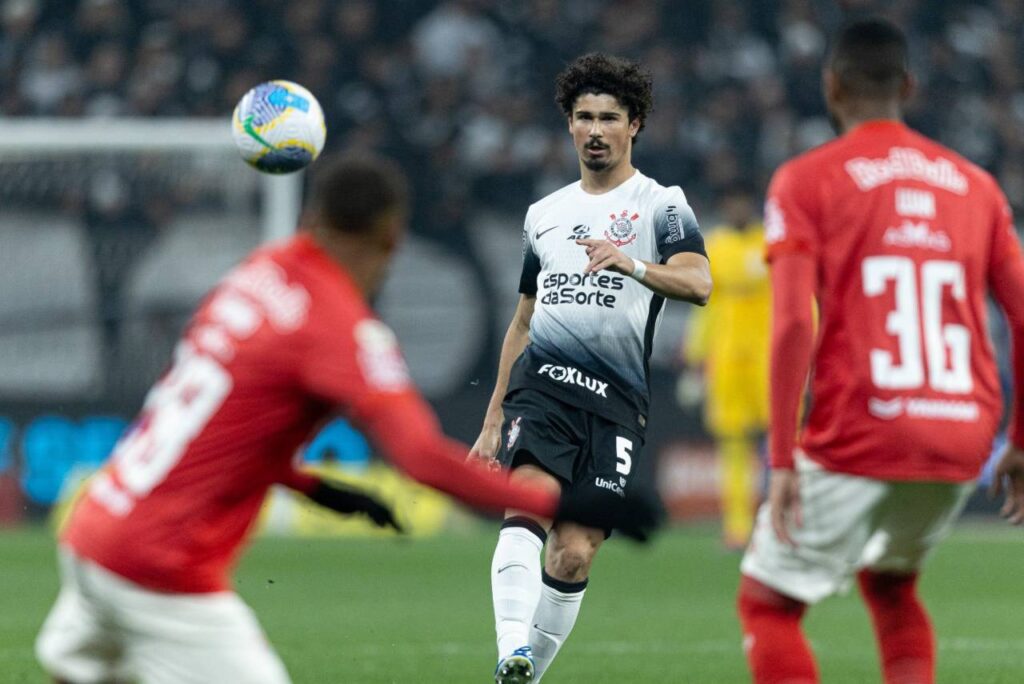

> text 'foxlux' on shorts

[{"left": 537, "top": 364, "right": 608, "bottom": 397}]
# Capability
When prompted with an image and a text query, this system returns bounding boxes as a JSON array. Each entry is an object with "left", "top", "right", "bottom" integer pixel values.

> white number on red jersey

[
  {"left": 99, "top": 345, "right": 232, "bottom": 511},
  {"left": 861, "top": 256, "right": 972, "bottom": 394}
]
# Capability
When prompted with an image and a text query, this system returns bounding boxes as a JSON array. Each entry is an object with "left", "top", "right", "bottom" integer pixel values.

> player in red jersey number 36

[{"left": 737, "top": 19, "right": 1024, "bottom": 684}]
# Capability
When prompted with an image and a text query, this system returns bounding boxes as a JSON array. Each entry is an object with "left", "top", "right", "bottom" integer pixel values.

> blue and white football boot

[{"left": 494, "top": 645, "right": 535, "bottom": 684}]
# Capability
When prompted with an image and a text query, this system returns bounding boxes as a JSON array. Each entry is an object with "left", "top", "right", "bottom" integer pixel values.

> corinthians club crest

[
  {"left": 605, "top": 210, "right": 639, "bottom": 247},
  {"left": 506, "top": 416, "right": 522, "bottom": 451}
]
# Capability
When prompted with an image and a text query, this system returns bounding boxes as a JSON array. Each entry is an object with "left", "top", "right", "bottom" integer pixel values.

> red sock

[
  {"left": 737, "top": 574, "right": 818, "bottom": 684},
  {"left": 858, "top": 570, "right": 934, "bottom": 684}
]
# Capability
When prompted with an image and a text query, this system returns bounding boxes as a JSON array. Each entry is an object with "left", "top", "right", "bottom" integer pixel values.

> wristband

[{"left": 630, "top": 258, "right": 647, "bottom": 282}]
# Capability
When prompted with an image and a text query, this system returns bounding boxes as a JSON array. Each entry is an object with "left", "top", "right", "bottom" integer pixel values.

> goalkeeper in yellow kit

[{"left": 681, "top": 182, "right": 769, "bottom": 549}]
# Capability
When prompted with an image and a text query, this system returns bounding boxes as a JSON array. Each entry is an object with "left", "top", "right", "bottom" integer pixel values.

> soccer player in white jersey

[{"left": 469, "top": 53, "right": 713, "bottom": 683}]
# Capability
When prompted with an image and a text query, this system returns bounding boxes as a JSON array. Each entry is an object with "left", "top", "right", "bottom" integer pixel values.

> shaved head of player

[
  {"left": 305, "top": 156, "right": 408, "bottom": 296},
  {"left": 474, "top": 53, "right": 711, "bottom": 683},
  {"left": 737, "top": 18, "right": 1024, "bottom": 684},
  {"left": 823, "top": 17, "right": 912, "bottom": 135}
]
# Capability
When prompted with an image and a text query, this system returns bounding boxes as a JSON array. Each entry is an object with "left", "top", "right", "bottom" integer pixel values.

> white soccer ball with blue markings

[{"left": 232, "top": 80, "right": 326, "bottom": 174}]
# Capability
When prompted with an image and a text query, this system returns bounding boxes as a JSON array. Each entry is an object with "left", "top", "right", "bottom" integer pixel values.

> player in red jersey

[
  {"left": 737, "top": 19, "right": 1024, "bottom": 684},
  {"left": 35, "top": 156, "right": 659, "bottom": 684}
]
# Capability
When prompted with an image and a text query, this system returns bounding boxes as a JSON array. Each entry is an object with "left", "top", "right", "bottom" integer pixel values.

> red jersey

[
  {"left": 64, "top": 234, "right": 556, "bottom": 593},
  {"left": 765, "top": 120, "right": 1024, "bottom": 481}
]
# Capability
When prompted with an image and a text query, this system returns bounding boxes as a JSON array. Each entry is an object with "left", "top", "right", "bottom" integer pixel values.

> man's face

[
  {"left": 569, "top": 93, "right": 639, "bottom": 173},
  {"left": 367, "top": 209, "right": 406, "bottom": 294}
]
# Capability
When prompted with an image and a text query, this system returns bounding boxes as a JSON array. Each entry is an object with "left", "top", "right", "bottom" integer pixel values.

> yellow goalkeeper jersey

[{"left": 685, "top": 222, "right": 770, "bottom": 434}]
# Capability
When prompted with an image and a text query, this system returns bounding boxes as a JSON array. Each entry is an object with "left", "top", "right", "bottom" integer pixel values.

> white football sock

[
  {"left": 529, "top": 571, "right": 588, "bottom": 681},
  {"left": 492, "top": 519, "right": 546, "bottom": 659}
]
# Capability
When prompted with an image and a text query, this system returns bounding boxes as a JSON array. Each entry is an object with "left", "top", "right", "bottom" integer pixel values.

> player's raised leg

[{"left": 528, "top": 521, "right": 601, "bottom": 681}]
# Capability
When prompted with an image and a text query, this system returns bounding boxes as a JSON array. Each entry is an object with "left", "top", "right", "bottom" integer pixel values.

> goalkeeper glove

[{"left": 306, "top": 479, "right": 404, "bottom": 533}]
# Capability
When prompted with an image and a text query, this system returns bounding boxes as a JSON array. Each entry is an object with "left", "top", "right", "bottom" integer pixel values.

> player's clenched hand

[
  {"left": 468, "top": 416, "right": 503, "bottom": 471},
  {"left": 990, "top": 443, "right": 1024, "bottom": 525},
  {"left": 307, "top": 479, "right": 404, "bottom": 533},
  {"left": 768, "top": 468, "right": 802, "bottom": 547},
  {"left": 576, "top": 239, "right": 633, "bottom": 276}
]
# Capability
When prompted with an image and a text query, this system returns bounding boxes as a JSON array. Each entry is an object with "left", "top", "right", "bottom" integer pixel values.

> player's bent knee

[
  {"left": 857, "top": 570, "right": 920, "bottom": 605},
  {"left": 737, "top": 575, "right": 807, "bottom": 619},
  {"left": 545, "top": 534, "right": 599, "bottom": 581},
  {"left": 547, "top": 548, "right": 591, "bottom": 581}
]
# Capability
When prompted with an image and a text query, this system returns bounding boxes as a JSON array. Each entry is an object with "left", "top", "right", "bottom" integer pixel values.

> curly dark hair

[{"left": 555, "top": 53, "right": 654, "bottom": 140}]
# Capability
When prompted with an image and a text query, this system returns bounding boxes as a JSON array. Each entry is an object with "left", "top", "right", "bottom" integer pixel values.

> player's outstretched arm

[
  {"left": 469, "top": 294, "right": 536, "bottom": 466},
  {"left": 355, "top": 390, "right": 558, "bottom": 518},
  {"left": 280, "top": 469, "right": 403, "bottom": 531},
  {"left": 576, "top": 239, "right": 712, "bottom": 304}
]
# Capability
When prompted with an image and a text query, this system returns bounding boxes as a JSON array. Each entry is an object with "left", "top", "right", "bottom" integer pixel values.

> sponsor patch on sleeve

[{"left": 354, "top": 319, "right": 411, "bottom": 392}]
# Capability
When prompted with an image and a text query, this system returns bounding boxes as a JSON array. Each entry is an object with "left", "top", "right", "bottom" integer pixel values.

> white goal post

[
  {"left": 0, "top": 118, "right": 304, "bottom": 401},
  {"left": 0, "top": 118, "right": 302, "bottom": 242}
]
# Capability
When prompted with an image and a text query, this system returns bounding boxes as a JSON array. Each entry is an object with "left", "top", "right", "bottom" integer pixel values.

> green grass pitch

[{"left": 1, "top": 523, "right": 1020, "bottom": 682}]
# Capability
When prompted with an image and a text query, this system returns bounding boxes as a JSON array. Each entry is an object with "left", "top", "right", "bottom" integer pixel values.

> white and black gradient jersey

[{"left": 507, "top": 170, "right": 707, "bottom": 433}]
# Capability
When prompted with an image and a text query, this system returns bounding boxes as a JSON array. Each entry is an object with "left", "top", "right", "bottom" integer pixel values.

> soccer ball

[{"left": 232, "top": 80, "right": 326, "bottom": 174}]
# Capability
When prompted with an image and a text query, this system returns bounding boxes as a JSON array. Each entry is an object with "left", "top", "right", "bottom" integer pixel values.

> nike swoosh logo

[
  {"left": 532, "top": 624, "right": 564, "bottom": 638},
  {"left": 535, "top": 226, "right": 558, "bottom": 239}
]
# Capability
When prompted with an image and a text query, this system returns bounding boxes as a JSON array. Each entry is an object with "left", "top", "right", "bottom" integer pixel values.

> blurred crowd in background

[
  {"left": 4, "top": 0, "right": 1024, "bottom": 228},
  {"left": 1, "top": 0, "right": 1021, "bottom": 518}
]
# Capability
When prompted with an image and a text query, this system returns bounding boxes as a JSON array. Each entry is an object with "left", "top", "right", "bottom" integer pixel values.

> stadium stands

[{"left": 2, "top": 0, "right": 1022, "bottom": 512}]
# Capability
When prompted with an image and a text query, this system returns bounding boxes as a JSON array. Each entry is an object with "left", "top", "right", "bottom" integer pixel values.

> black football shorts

[{"left": 497, "top": 388, "right": 644, "bottom": 501}]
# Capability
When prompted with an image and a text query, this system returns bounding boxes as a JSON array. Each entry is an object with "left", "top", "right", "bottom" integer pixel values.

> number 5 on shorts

[{"left": 616, "top": 436, "right": 633, "bottom": 476}]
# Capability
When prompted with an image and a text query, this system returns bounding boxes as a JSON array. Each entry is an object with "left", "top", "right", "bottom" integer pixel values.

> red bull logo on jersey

[
  {"left": 537, "top": 363, "right": 609, "bottom": 398},
  {"left": 845, "top": 147, "right": 968, "bottom": 195},
  {"left": 605, "top": 210, "right": 640, "bottom": 247}
]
